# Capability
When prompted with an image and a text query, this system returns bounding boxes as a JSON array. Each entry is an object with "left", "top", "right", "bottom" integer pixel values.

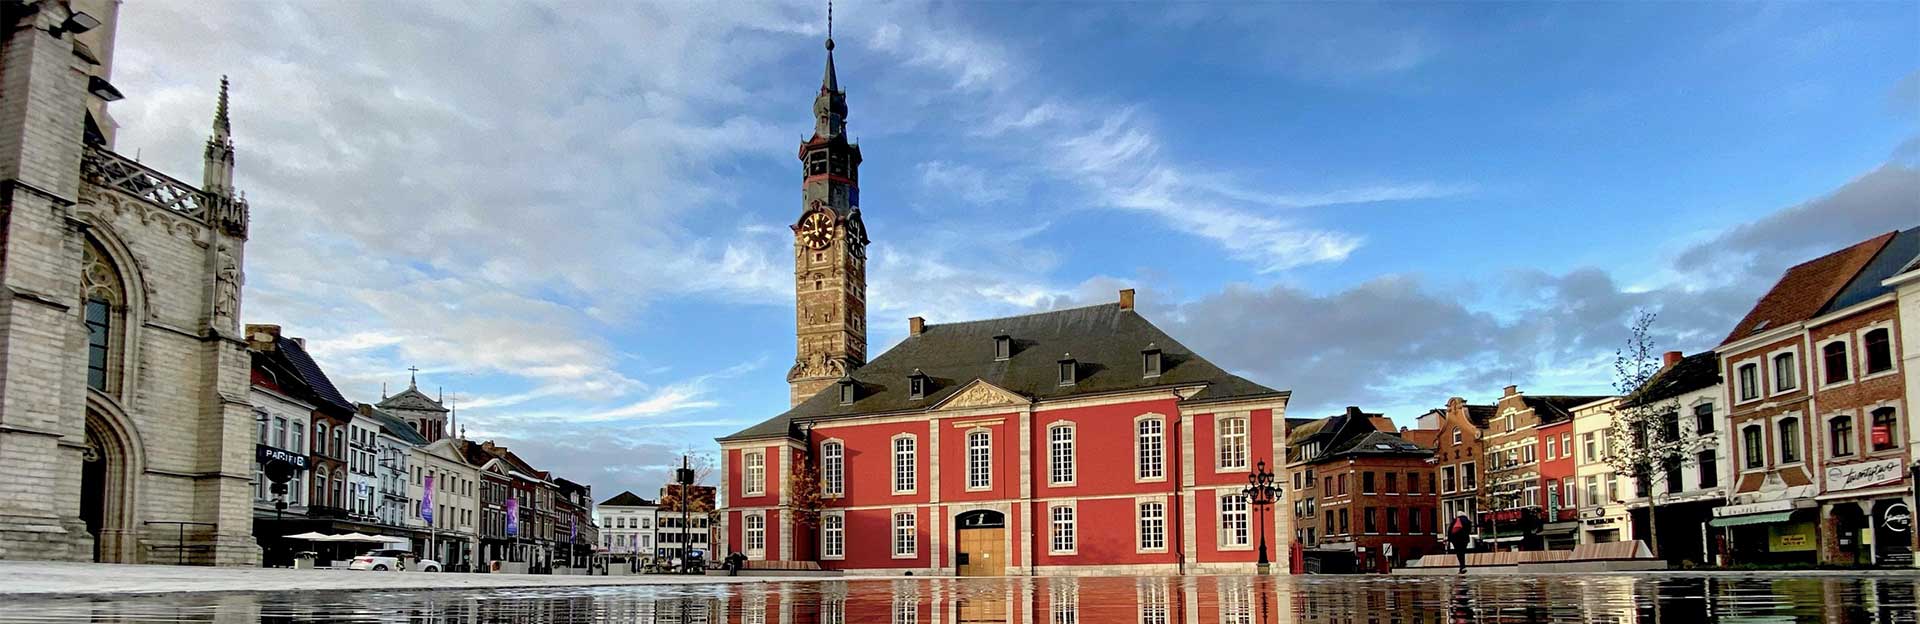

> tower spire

[
  {"left": 201, "top": 76, "right": 236, "bottom": 197},
  {"left": 407, "top": 365, "right": 419, "bottom": 389},
  {"left": 213, "top": 76, "right": 231, "bottom": 138},
  {"left": 821, "top": 0, "right": 839, "bottom": 95}
]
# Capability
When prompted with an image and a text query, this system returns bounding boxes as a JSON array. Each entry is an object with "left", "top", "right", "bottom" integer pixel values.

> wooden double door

[{"left": 954, "top": 509, "right": 1007, "bottom": 577}]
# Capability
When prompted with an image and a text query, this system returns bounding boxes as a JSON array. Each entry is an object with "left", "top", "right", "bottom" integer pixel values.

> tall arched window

[
  {"left": 821, "top": 441, "right": 844, "bottom": 497},
  {"left": 966, "top": 430, "right": 991, "bottom": 490},
  {"left": 312, "top": 465, "right": 328, "bottom": 505},
  {"left": 80, "top": 239, "right": 124, "bottom": 394},
  {"left": 1048, "top": 424, "right": 1075, "bottom": 485}
]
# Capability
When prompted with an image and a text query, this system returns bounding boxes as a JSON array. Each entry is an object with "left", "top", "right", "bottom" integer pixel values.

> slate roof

[
  {"left": 600, "top": 491, "right": 656, "bottom": 508},
  {"left": 721, "top": 303, "right": 1287, "bottom": 441},
  {"left": 266, "top": 335, "right": 355, "bottom": 416},
  {"left": 1623, "top": 352, "right": 1721, "bottom": 407},
  {"left": 379, "top": 386, "right": 449, "bottom": 413},
  {"left": 1721, "top": 231, "right": 1897, "bottom": 345},
  {"left": 1522, "top": 395, "right": 1611, "bottom": 424},
  {"left": 1817, "top": 226, "right": 1920, "bottom": 316},
  {"left": 1325, "top": 430, "right": 1434, "bottom": 460},
  {"left": 1463, "top": 404, "right": 1495, "bottom": 428},
  {"left": 359, "top": 404, "right": 428, "bottom": 446},
  {"left": 1289, "top": 407, "right": 1398, "bottom": 464}
]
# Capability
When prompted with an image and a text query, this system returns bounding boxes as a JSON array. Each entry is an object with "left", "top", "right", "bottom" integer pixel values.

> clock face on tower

[{"left": 799, "top": 209, "right": 835, "bottom": 250}]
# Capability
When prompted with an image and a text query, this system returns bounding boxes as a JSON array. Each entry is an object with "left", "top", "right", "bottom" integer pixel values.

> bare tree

[{"left": 1603, "top": 310, "right": 1696, "bottom": 560}]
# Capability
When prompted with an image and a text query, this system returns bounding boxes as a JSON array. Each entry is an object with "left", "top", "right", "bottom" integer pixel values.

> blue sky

[{"left": 105, "top": 2, "right": 1916, "bottom": 499}]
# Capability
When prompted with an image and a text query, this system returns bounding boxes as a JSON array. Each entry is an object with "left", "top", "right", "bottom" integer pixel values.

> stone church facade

[
  {"left": 718, "top": 34, "right": 1295, "bottom": 577},
  {"left": 0, "top": 1, "right": 258, "bottom": 565}
]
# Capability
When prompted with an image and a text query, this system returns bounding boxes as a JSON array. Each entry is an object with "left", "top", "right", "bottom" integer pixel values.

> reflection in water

[{"left": 2, "top": 575, "right": 1917, "bottom": 623}]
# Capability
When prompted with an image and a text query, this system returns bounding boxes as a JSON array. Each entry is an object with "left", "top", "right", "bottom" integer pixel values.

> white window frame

[
  {"left": 1441, "top": 465, "right": 1457, "bottom": 493},
  {"left": 1216, "top": 415, "right": 1249, "bottom": 472},
  {"left": 1818, "top": 337, "right": 1853, "bottom": 389},
  {"left": 1828, "top": 413, "right": 1856, "bottom": 458},
  {"left": 1136, "top": 497, "right": 1167, "bottom": 553},
  {"left": 821, "top": 439, "right": 845, "bottom": 498},
  {"left": 1218, "top": 491, "right": 1251, "bottom": 550},
  {"left": 1740, "top": 423, "right": 1766, "bottom": 472},
  {"left": 1049, "top": 422, "right": 1076, "bottom": 486},
  {"left": 743, "top": 511, "right": 766, "bottom": 558},
  {"left": 892, "top": 434, "right": 918, "bottom": 495},
  {"left": 743, "top": 450, "right": 766, "bottom": 497},
  {"left": 1734, "top": 358, "right": 1763, "bottom": 404},
  {"left": 1860, "top": 322, "right": 1899, "bottom": 379},
  {"left": 1049, "top": 504, "right": 1077, "bottom": 555},
  {"left": 892, "top": 509, "right": 917, "bottom": 559},
  {"left": 1768, "top": 347, "right": 1800, "bottom": 395},
  {"left": 1137, "top": 414, "right": 1166, "bottom": 482},
  {"left": 1545, "top": 435, "right": 1557, "bottom": 460},
  {"left": 1774, "top": 413, "right": 1804, "bottom": 467},
  {"left": 1452, "top": 429, "right": 1463, "bottom": 445},
  {"left": 1461, "top": 461, "right": 1477, "bottom": 490},
  {"left": 821, "top": 511, "right": 845, "bottom": 560},
  {"left": 965, "top": 428, "right": 992, "bottom": 491}
]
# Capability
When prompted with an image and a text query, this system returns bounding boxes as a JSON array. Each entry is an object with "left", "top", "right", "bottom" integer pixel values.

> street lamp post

[{"left": 1243, "top": 460, "right": 1281, "bottom": 575}]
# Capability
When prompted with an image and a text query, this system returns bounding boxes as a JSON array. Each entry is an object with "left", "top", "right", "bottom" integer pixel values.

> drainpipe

[{"left": 1173, "top": 411, "right": 1185, "bottom": 576}]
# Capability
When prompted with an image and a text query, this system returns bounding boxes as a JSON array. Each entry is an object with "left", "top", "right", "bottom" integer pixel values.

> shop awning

[{"left": 1709, "top": 511, "right": 1796, "bottom": 528}]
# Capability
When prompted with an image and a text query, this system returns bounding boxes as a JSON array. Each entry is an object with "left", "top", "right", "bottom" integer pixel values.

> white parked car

[{"left": 348, "top": 549, "right": 440, "bottom": 572}]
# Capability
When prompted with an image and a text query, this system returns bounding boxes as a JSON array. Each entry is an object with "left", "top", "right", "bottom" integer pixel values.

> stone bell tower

[{"left": 787, "top": 26, "right": 869, "bottom": 407}]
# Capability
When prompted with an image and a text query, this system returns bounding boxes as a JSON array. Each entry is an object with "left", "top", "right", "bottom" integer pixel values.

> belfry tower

[{"left": 787, "top": 13, "right": 869, "bottom": 407}]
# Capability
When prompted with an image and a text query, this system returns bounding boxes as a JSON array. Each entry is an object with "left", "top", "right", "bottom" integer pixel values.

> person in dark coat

[{"left": 1448, "top": 512, "right": 1474, "bottom": 572}]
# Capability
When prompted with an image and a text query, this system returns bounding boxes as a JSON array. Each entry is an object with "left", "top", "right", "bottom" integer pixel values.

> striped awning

[{"left": 1708, "top": 511, "right": 1796, "bottom": 528}]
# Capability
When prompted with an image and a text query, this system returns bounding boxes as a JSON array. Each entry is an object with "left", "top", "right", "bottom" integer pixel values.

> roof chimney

[
  {"left": 1663, "top": 351, "right": 1684, "bottom": 369},
  {"left": 1503, "top": 385, "right": 1518, "bottom": 397},
  {"left": 909, "top": 316, "right": 925, "bottom": 336},
  {"left": 1119, "top": 288, "right": 1136, "bottom": 311}
]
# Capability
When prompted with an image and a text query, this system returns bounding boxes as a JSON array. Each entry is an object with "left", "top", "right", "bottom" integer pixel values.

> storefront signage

[
  {"left": 1769, "top": 522, "right": 1817, "bottom": 552},
  {"left": 1583, "top": 516, "right": 1620, "bottom": 527},
  {"left": 1827, "top": 458, "right": 1903, "bottom": 492},
  {"left": 1885, "top": 503, "right": 1911, "bottom": 533},
  {"left": 256, "top": 445, "right": 309, "bottom": 471},
  {"left": 1714, "top": 500, "right": 1794, "bottom": 518}
]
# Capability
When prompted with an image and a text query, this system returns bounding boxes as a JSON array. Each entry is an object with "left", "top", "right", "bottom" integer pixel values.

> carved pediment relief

[{"left": 936, "top": 380, "right": 1028, "bottom": 411}]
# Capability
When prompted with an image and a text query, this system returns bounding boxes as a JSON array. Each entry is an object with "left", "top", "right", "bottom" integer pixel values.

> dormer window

[
  {"left": 837, "top": 377, "right": 856, "bottom": 405},
  {"left": 1142, "top": 343, "right": 1163, "bottom": 378},
  {"left": 908, "top": 369, "right": 928, "bottom": 400},
  {"left": 1058, "top": 354, "right": 1077, "bottom": 386},
  {"left": 994, "top": 334, "right": 1011, "bottom": 361}
]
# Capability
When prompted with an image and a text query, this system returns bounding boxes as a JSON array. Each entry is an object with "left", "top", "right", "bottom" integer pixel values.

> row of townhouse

[
  {"left": 1415, "top": 227, "right": 1919, "bottom": 568},
  {"left": 594, "top": 485, "right": 718, "bottom": 562},
  {"left": 244, "top": 324, "right": 599, "bottom": 570},
  {"left": 1285, "top": 407, "right": 1441, "bottom": 572}
]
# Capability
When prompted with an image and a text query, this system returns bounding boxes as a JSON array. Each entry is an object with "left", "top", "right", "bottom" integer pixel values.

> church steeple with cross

[
  {"left": 379, "top": 366, "right": 451, "bottom": 441},
  {"left": 787, "top": 0, "right": 869, "bottom": 407}
]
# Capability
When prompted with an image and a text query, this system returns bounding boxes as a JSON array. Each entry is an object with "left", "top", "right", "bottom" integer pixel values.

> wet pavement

[{"left": 0, "top": 574, "right": 1916, "bottom": 623}]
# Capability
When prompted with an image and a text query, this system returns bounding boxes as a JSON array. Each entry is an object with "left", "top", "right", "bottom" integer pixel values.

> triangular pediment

[{"left": 934, "top": 379, "right": 1029, "bottom": 411}]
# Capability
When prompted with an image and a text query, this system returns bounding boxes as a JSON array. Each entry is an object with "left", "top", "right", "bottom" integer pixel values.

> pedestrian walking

[{"left": 1448, "top": 512, "right": 1474, "bottom": 573}]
